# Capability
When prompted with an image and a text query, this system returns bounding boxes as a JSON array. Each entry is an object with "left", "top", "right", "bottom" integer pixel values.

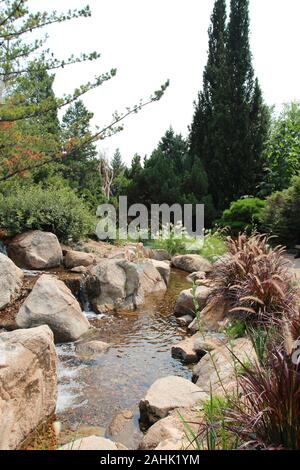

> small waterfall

[
  {"left": 78, "top": 279, "right": 104, "bottom": 320},
  {"left": 0, "top": 241, "right": 7, "bottom": 256}
]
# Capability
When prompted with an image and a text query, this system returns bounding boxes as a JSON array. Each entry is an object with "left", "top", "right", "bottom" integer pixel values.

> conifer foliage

[{"left": 190, "top": 0, "right": 269, "bottom": 213}]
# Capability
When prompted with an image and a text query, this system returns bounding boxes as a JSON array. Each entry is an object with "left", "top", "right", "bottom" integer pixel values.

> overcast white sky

[{"left": 28, "top": 0, "right": 300, "bottom": 163}]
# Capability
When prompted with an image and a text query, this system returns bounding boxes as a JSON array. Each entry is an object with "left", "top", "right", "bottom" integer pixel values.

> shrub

[
  {"left": 197, "top": 230, "right": 227, "bottom": 261},
  {"left": 263, "top": 174, "right": 300, "bottom": 247},
  {"left": 151, "top": 225, "right": 227, "bottom": 259},
  {"left": 211, "top": 234, "right": 297, "bottom": 323},
  {"left": 225, "top": 348, "right": 300, "bottom": 450},
  {"left": 218, "top": 197, "right": 266, "bottom": 234},
  {"left": 0, "top": 185, "right": 95, "bottom": 243}
]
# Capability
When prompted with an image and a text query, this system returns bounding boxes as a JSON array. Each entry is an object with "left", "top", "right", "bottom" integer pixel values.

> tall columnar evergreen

[
  {"left": 226, "top": 0, "right": 269, "bottom": 204},
  {"left": 189, "top": 0, "right": 228, "bottom": 212},
  {"left": 190, "top": 0, "right": 269, "bottom": 213}
]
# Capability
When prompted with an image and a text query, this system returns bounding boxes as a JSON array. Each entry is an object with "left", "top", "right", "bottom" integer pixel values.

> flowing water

[{"left": 25, "top": 269, "right": 192, "bottom": 449}]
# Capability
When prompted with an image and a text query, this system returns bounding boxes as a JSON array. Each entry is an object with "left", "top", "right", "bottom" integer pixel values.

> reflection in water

[{"left": 54, "top": 270, "right": 192, "bottom": 444}]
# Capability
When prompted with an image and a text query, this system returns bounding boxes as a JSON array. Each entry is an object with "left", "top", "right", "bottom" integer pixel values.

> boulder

[
  {"left": 176, "top": 315, "right": 194, "bottom": 327},
  {"left": 76, "top": 340, "right": 110, "bottom": 357},
  {"left": 0, "top": 253, "right": 24, "bottom": 310},
  {"left": 187, "top": 317, "right": 199, "bottom": 335},
  {"left": 16, "top": 275, "right": 90, "bottom": 343},
  {"left": 138, "top": 261, "right": 168, "bottom": 293},
  {"left": 108, "top": 409, "right": 134, "bottom": 436},
  {"left": 198, "top": 300, "right": 229, "bottom": 331},
  {"left": 70, "top": 266, "right": 88, "bottom": 274},
  {"left": 155, "top": 438, "right": 185, "bottom": 450},
  {"left": 146, "top": 259, "right": 170, "bottom": 285},
  {"left": 171, "top": 336, "right": 201, "bottom": 364},
  {"left": 7, "top": 231, "right": 63, "bottom": 269},
  {"left": 150, "top": 249, "right": 171, "bottom": 261},
  {"left": 59, "top": 436, "right": 123, "bottom": 450},
  {"left": 84, "top": 259, "right": 167, "bottom": 314},
  {"left": 174, "top": 286, "right": 212, "bottom": 317},
  {"left": 187, "top": 301, "right": 229, "bottom": 334},
  {"left": 141, "top": 407, "right": 202, "bottom": 450},
  {"left": 107, "top": 409, "right": 143, "bottom": 450},
  {"left": 186, "top": 271, "right": 206, "bottom": 283},
  {"left": 139, "top": 376, "right": 208, "bottom": 427},
  {"left": 172, "top": 332, "right": 227, "bottom": 364},
  {"left": 0, "top": 326, "right": 57, "bottom": 450},
  {"left": 84, "top": 259, "right": 140, "bottom": 313},
  {"left": 193, "top": 332, "right": 227, "bottom": 354},
  {"left": 193, "top": 338, "right": 257, "bottom": 396},
  {"left": 64, "top": 250, "right": 96, "bottom": 270},
  {"left": 171, "top": 255, "right": 212, "bottom": 274}
]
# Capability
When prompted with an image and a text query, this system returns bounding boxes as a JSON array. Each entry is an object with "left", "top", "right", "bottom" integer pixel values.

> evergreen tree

[
  {"left": 189, "top": 0, "right": 269, "bottom": 213},
  {"left": 0, "top": 0, "right": 168, "bottom": 183},
  {"left": 61, "top": 100, "right": 102, "bottom": 208},
  {"left": 225, "top": 0, "right": 268, "bottom": 202},
  {"left": 128, "top": 153, "right": 143, "bottom": 179},
  {"left": 111, "top": 148, "right": 125, "bottom": 178},
  {"left": 189, "top": 0, "right": 228, "bottom": 212}
]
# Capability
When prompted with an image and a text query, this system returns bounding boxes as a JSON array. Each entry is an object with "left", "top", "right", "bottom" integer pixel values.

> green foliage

[
  {"left": 260, "top": 102, "right": 300, "bottom": 196},
  {"left": 0, "top": 185, "right": 95, "bottom": 242},
  {"left": 246, "top": 325, "right": 271, "bottom": 366},
  {"left": 61, "top": 100, "right": 102, "bottom": 209},
  {"left": 197, "top": 230, "right": 227, "bottom": 261},
  {"left": 194, "top": 394, "right": 240, "bottom": 450},
  {"left": 189, "top": 0, "right": 269, "bottom": 213},
  {"left": 263, "top": 174, "right": 300, "bottom": 247},
  {"left": 219, "top": 197, "right": 266, "bottom": 234},
  {"left": 151, "top": 223, "right": 187, "bottom": 256},
  {"left": 126, "top": 128, "right": 213, "bottom": 226},
  {"left": 225, "top": 320, "right": 246, "bottom": 340},
  {"left": 111, "top": 148, "right": 125, "bottom": 178}
]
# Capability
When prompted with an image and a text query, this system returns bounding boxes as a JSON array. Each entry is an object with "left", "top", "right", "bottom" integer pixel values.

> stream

[{"left": 25, "top": 269, "right": 192, "bottom": 450}]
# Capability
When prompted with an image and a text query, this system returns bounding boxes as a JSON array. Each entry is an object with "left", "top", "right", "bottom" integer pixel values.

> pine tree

[
  {"left": 225, "top": 0, "right": 269, "bottom": 202},
  {"left": 61, "top": 100, "right": 102, "bottom": 208},
  {"left": 189, "top": 0, "right": 227, "bottom": 212},
  {"left": 111, "top": 148, "right": 125, "bottom": 178},
  {"left": 0, "top": 0, "right": 169, "bottom": 182},
  {"left": 189, "top": 0, "right": 269, "bottom": 214}
]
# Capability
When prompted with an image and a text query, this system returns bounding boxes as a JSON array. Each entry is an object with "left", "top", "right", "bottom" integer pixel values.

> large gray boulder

[
  {"left": 171, "top": 254, "right": 212, "bottom": 274},
  {"left": 139, "top": 376, "right": 208, "bottom": 427},
  {"left": 174, "top": 286, "right": 212, "bottom": 317},
  {"left": 83, "top": 259, "right": 167, "bottom": 314},
  {"left": 7, "top": 231, "right": 63, "bottom": 269},
  {"left": 84, "top": 259, "right": 140, "bottom": 313},
  {"left": 0, "top": 253, "right": 24, "bottom": 310},
  {"left": 16, "top": 275, "right": 90, "bottom": 343},
  {"left": 0, "top": 326, "right": 57, "bottom": 450}
]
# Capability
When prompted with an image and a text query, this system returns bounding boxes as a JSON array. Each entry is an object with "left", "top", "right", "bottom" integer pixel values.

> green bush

[
  {"left": 197, "top": 230, "right": 227, "bottom": 261},
  {"left": 219, "top": 197, "right": 266, "bottom": 234},
  {"left": 0, "top": 185, "right": 95, "bottom": 243},
  {"left": 263, "top": 174, "right": 300, "bottom": 247}
]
